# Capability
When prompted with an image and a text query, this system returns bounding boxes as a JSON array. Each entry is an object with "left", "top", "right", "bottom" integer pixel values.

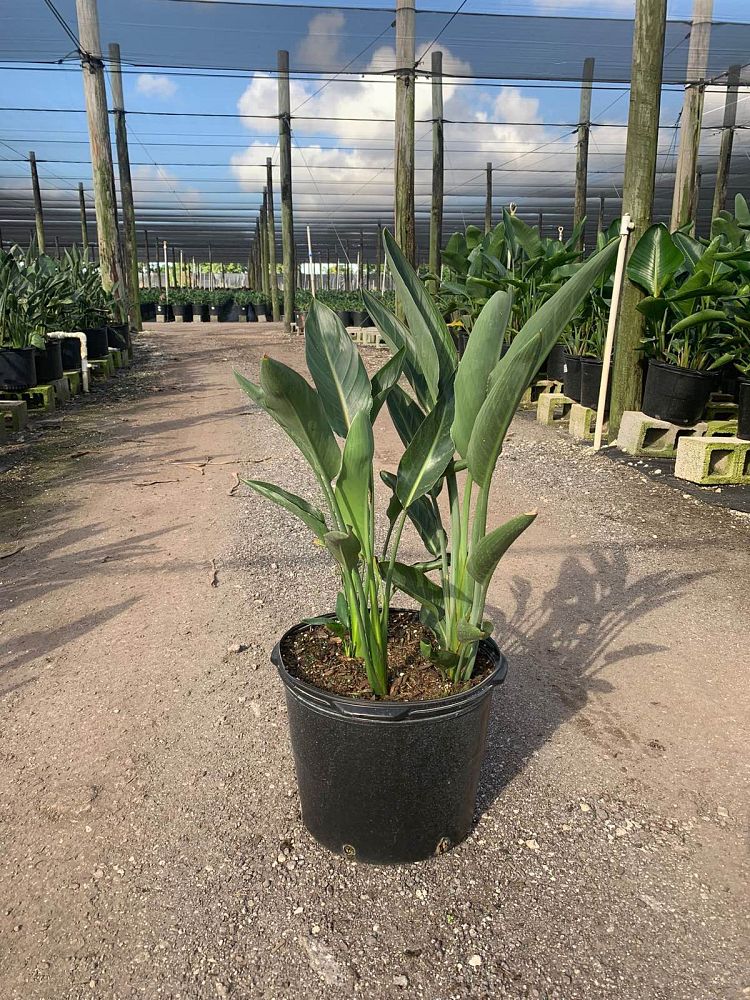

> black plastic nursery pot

[
  {"left": 174, "top": 303, "right": 193, "bottom": 322},
  {"left": 545, "top": 343, "right": 566, "bottom": 383},
  {"left": 246, "top": 303, "right": 258, "bottom": 322},
  {"left": 193, "top": 303, "right": 209, "bottom": 321},
  {"left": 738, "top": 382, "right": 750, "bottom": 441},
  {"left": 642, "top": 359, "right": 714, "bottom": 426},
  {"left": 218, "top": 300, "right": 240, "bottom": 322},
  {"left": 336, "top": 309, "right": 353, "bottom": 328},
  {"left": 0, "top": 347, "right": 37, "bottom": 391},
  {"left": 60, "top": 336, "right": 82, "bottom": 371},
  {"left": 34, "top": 339, "right": 64, "bottom": 383},
  {"left": 107, "top": 323, "right": 131, "bottom": 349},
  {"left": 349, "top": 309, "right": 368, "bottom": 327},
  {"left": 140, "top": 302, "right": 157, "bottom": 322},
  {"left": 563, "top": 352, "right": 582, "bottom": 402},
  {"left": 272, "top": 617, "right": 508, "bottom": 865},
  {"left": 579, "top": 358, "right": 612, "bottom": 411},
  {"left": 83, "top": 326, "right": 110, "bottom": 359},
  {"left": 156, "top": 303, "right": 174, "bottom": 323}
]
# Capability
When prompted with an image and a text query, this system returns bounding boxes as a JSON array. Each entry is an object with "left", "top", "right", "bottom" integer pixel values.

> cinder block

[
  {"left": 704, "top": 419, "right": 738, "bottom": 438},
  {"left": 50, "top": 376, "right": 70, "bottom": 404},
  {"left": 0, "top": 414, "right": 6, "bottom": 443},
  {"left": 568, "top": 403, "right": 606, "bottom": 442},
  {"left": 675, "top": 436, "right": 750, "bottom": 485},
  {"left": 521, "top": 379, "right": 561, "bottom": 409},
  {"left": 704, "top": 400, "right": 738, "bottom": 422},
  {"left": 537, "top": 392, "right": 574, "bottom": 426},
  {"left": 1, "top": 385, "right": 55, "bottom": 413},
  {"left": 109, "top": 348, "right": 123, "bottom": 370},
  {"left": 65, "top": 370, "right": 82, "bottom": 395},
  {"left": 88, "top": 358, "right": 112, "bottom": 380},
  {"left": 1, "top": 399, "right": 28, "bottom": 430},
  {"left": 617, "top": 410, "right": 707, "bottom": 458}
]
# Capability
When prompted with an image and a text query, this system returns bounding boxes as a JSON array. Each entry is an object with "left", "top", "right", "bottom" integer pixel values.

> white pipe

[
  {"left": 46, "top": 331, "right": 90, "bottom": 393},
  {"left": 307, "top": 226, "right": 316, "bottom": 297},
  {"left": 593, "top": 213, "right": 634, "bottom": 452}
]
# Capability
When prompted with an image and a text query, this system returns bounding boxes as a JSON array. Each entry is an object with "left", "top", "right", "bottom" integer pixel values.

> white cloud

[
  {"left": 135, "top": 74, "right": 177, "bottom": 100},
  {"left": 296, "top": 11, "right": 346, "bottom": 73},
  {"left": 131, "top": 165, "right": 201, "bottom": 207}
]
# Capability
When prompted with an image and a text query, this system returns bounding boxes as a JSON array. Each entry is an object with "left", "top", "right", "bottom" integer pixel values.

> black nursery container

[
  {"left": 0, "top": 347, "right": 37, "bottom": 391},
  {"left": 272, "top": 617, "right": 508, "bottom": 865},
  {"left": 579, "top": 358, "right": 612, "bottom": 411},
  {"left": 140, "top": 302, "right": 157, "bottom": 322},
  {"left": 336, "top": 309, "right": 353, "bottom": 328},
  {"left": 545, "top": 343, "right": 566, "bottom": 383},
  {"left": 174, "top": 303, "right": 193, "bottom": 323},
  {"left": 738, "top": 382, "right": 750, "bottom": 441},
  {"left": 246, "top": 303, "right": 258, "bottom": 322},
  {"left": 642, "top": 360, "right": 713, "bottom": 426},
  {"left": 563, "top": 352, "right": 582, "bottom": 401},
  {"left": 83, "top": 326, "right": 110, "bottom": 359},
  {"left": 107, "top": 323, "right": 131, "bottom": 349},
  {"left": 34, "top": 339, "right": 64, "bottom": 383},
  {"left": 349, "top": 309, "right": 368, "bottom": 327}
]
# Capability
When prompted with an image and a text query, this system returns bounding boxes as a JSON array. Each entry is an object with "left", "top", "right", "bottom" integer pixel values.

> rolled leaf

[
  {"left": 324, "top": 529, "right": 361, "bottom": 572},
  {"left": 243, "top": 479, "right": 328, "bottom": 539},
  {"left": 305, "top": 299, "right": 371, "bottom": 438},
  {"left": 467, "top": 512, "right": 537, "bottom": 588},
  {"left": 335, "top": 408, "right": 374, "bottom": 541},
  {"left": 386, "top": 383, "right": 426, "bottom": 449},
  {"left": 371, "top": 348, "right": 405, "bottom": 418}
]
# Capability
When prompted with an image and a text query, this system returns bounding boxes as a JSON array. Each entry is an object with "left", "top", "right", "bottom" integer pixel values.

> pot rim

[
  {"left": 0, "top": 345, "right": 34, "bottom": 355},
  {"left": 272, "top": 612, "right": 508, "bottom": 723},
  {"left": 647, "top": 358, "right": 714, "bottom": 379}
]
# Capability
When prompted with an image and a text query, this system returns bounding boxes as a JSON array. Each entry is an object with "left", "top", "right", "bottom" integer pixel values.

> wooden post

[
  {"left": 711, "top": 64, "right": 740, "bottom": 220},
  {"left": 108, "top": 42, "right": 141, "bottom": 330},
  {"left": 574, "top": 57, "right": 595, "bottom": 249},
  {"left": 55, "top": 236, "right": 61, "bottom": 259},
  {"left": 29, "top": 151, "right": 46, "bottom": 253},
  {"left": 152, "top": 231, "right": 161, "bottom": 291},
  {"left": 171, "top": 245, "right": 178, "bottom": 288},
  {"left": 277, "top": 50, "right": 296, "bottom": 333},
  {"left": 691, "top": 162, "right": 703, "bottom": 232},
  {"left": 609, "top": 0, "right": 668, "bottom": 440},
  {"left": 376, "top": 222, "right": 383, "bottom": 290},
  {"left": 345, "top": 241, "right": 351, "bottom": 291},
  {"left": 359, "top": 229, "right": 365, "bottom": 290},
  {"left": 78, "top": 183, "right": 89, "bottom": 252},
  {"left": 597, "top": 195, "right": 606, "bottom": 234},
  {"left": 327, "top": 250, "right": 331, "bottom": 290},
  {"left": 670, "top": 0, "right": 713, "bottom": 231},
  {"left": 260, "top": 198, "right": 270, "bottom": 301},
  {"left": 428, "top": 50, "right": 444, "bottom": 291},
  {"left": 537, "top": 211, "right": 543, "bottom": 235},
  {"left": 163, "top": 240, "right": 169, "bottom": 301},
  {"left": 485, "top": 162, "right": 493, "bottom": 233},
  {"left": 75, "top": 0, "right": 123, "bottom": 302},
  {"left": 265, "top": 158, "right": 280, "bottom": 321},
  {"left": 208, "top": 242, "right": 213, "bottom": 291},
  {"left": 394, "top": 0, "right": 416, "bottom": 265}
]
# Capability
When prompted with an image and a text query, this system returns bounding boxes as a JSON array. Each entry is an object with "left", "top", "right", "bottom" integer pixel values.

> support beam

[
  {"left": 29, "top": 151, "right": 45, "bottom": 253},
  {"left": 609, "top": 0, "right": 668, "bottom": 440},
  {"left": 152, "top": 231, "right": 161, "bottom": 291},
  {"left": 75, "top": 0, "right": 124, "bottom": 303},
  {"left": 485, "top": 162, "right": 493, "bottom": 233},
  {"left": 428, "top": 50, "right": 444, "bottom": 291},
  {"left": 711, "top": 64, "right": 740, "bottom": 220},
  {"left": 109, "top": 42, "right": 142, "bottom": 331},
  {"left": 260, "top": 197, "right": 270, "bottom": 301},
  {"left": 277, "top": 50, "right": 296, "bottom": 334},
  {"left": 597, "top": 195, "right": 606, "bottom": 234},
  {"left": 265, "top": 158, "right": 280, "bottom": 321},
  {"left": 394, "top": 0, "right": 416, "bottom": 265},
  {"left": 78, "top": 182, "right": 89, "bottom": 252},
  {"left": 670, "top": 0, "right": 713, "bottom": 231},
  {"left": 573, "top": 57, "right": 595, "bottom": 249}
]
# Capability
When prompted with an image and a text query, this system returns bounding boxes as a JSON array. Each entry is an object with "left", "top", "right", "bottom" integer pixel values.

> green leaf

[
  {"left": 234, "top": 370, "right": 265, "bottom": 406},
  {"left": 380, "top": 470, "right": 442, "bottom": 556},
  {"left": 456, "top": 619, "right": 494, "bottom": 643},
  {"left": 305, "top": 299, "right": 371, "bottom": 437},
  {"left": 627, "top": 223, "right": 684, "bottom": 297},
  {"left": 335, "top": 408, "right": 374, "bottom": 540},
  {"left": 335, "top": 591, "right": 350, "bottom": 630},
  {"left": 371, "top": 348, "right": 405, "bottom": 418},
  {"left": 508, "top": 214, "right": 543, "bottom": 259},
  {"left": 467, "top": 512, "right": 537, "bottom": 588},
  {"left": 468, "top": 240, "right": 618, "bottom": 486},
  {"left": 452, "top": 289, "right": 513, "bottom": 458},
  {"left": 362, "top": 288, "right": 436, "bottom": 409},
  {"left": 667, "top": 309, "right": 728, "bottom": 335},
  {"left": 259, "top": 356, "right": 341, "bottom": 482},
  {"left": 324, "top": 529, "right": 361, "bottom": 572},
  {"left": 735, "top": 193, "right": 750, "bottom": 227},
  {"left": 242, "top": 479, "right": 328, "bottom": 539},
  {"left": 386, "top": 561, "right": 445, "bottom": 619},
  {"left": 396, "top": 384, "right": 455, "bottom": 508},
  {"left": 383, "top": 228, "right": 457, "bottom": 387},
  {"left": 386, "top": 383, "right": 425, "bottom": 449}
]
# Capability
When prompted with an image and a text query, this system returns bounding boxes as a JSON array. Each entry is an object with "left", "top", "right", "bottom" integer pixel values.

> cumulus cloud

[
  {"left": 296, "top": 11, "right": 346, "bottom": 73},
  {"left": 136, "top": 74, "right": 177, "bottom": 100},
  {"left": 131, "top": 165, "right": 201, "bottom": 208}
]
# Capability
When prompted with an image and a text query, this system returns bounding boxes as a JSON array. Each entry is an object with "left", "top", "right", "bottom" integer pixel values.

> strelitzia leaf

[
  {"left": 362, "top": 288, "right": 435, "bottom": 409},
  {"left": 386, "top": 562, "right": 445, "bottom": 619},
  {"left": 396, "top": 383, "right": 455, "bottom": 508},
  {"left": 335, "top": 408, "right": 373, "bottom": 541},
  {"left": 626, "top": 223, "right": 684, "bottom": 297},
  {"left": 259, "top": 356, "right": 341, "bottom": 482},
  {"left": 234, "top": 370, "right": 264, "bottom": 406},
  {"left": 305, "top": 299, "right": 371, "bottom": 437},
  {"left": 386, "top": 383, "right": 426, "bottom": 449},
  {"left": 467, "top": 512, "right": 537, "bottom": 588},
  {"left": 380, "top": 470, "right": 442, "bottom": 556},
  {"left": 324, "top": 529, "right": 361, "bottom": 572},
  {"left": 456, "top": 618, "right": 494, "bottom": 643},
  {"left": 371, "top": 348, "right": 405, "bottom": 418},
  {"left": 242, "top": 479, "right": 328, "bottom": 539}
]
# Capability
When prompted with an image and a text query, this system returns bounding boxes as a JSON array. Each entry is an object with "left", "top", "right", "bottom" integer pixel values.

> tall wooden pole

[
  {"left": 574, "top": 57, "right": 595, "bottom": 249},
  {"left": 75, "top": 0, "right": 124, "bottom": 303},
  {"left": 29, "top": 151, "right": 46, "bottom": 253},
  {"left": 143, "top": 229, "right": 152, "bottom": 287},
  {"left": 171, "top": 245, "right": 178, "bottom": 288},
  {"left": 109, "top": 43, "right": 142, "bottom": 330},
  {"left": 277, "top": 50, "right": 296, "bottom": 333},
  {"left": 670, "top": 0, "right": 713, "bottom": 231},
  {"left": 484, "top": 162, "right": 493, "bottom": 233},
  {"left": 394, "top": 0, "right": 416, "bottom": 265},
  {"left": 428, "top": 50, "right": 444, "bottom": 292},
  {"left": 260, "top": 198, "right": 270, "bottom": 301},
  {"left": 78, "top": 183, "right": 89, "bottom": 252},
  {"left": 609, "top": 0, "right": 668, "bottom": 440},
  {"left": 152, "top": 232, "right": 161, "bottom": 291},
  {"left": 376, "top": 222, "right": 383, "bottom": 290},
  {"left": 537, "top": 211, "right": 543, "bottom": 235},
  {"left": 597, "top": 195, "right": 605, "bottom": 234},
  {"left": 711, "top": 64, "right": 740, "bottom": 220},
  {"left": 265, "top": 158, "right": 280, "bottom": 320}
]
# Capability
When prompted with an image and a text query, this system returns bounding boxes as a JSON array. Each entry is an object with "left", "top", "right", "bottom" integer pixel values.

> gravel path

[{"left": 0, "top": 323, "right": 747, "bottom": 1000}]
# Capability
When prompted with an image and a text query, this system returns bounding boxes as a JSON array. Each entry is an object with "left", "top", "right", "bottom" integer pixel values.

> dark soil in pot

[
  {"left": 580, "top": 358, "right": 612, "bottom": 411},
  {"left": 0, "top": 347, "right": 37, "bottom": 390},
  {"left": 642, "top": 359, "right": 714, "bottom": 426},
  {"left": 563, "top": 352, "right": 582, "bottom": 401},
  {"left": 83, "top": 327, "right": 110, "bottom": 359},
  {"left": 738, "top": 381, "right": 750, "bottom": 440},
  {"left": 60, "top": 337, "right": 82, "bottom": 371},
  {"left": 272, "top": 610, "right": 507, "bottom": 864},
  {"left": 34, "top": 339, "right": 64, "bottom": 382},
  {"left": 545, "top": 343, "right": 566, "bottom": 382}
]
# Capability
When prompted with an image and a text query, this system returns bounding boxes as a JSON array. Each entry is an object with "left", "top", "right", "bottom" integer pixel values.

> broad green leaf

[
  {"left": 371, "top": 348, "right": 405, "bottom": 418},
  {"left": 452, "top": 289, "right": 513, "bottom": 457},
  {"left": 386, "top": 562, "right": 445, "bottom": 619},
  {"left": 260, "top": 356, "right": 340, "bottom": 482},
  {"left": 305, "top": 299, "right": 371, "bottom": 438},
  {"left": 335, "top": 408, "right": 373, "bottom": 541},
  {"left": 242, "top": 479, "right": 328, "bottom": 539},
  {"left": 508, "top": 215, "right": 543, "bottom": 259},
  {"left": 456, "top": 619, "right": 494, "bottom": 643},
  {"left": 361, "top": 288, "right": 435, "bottom": 409},
  {"left": 386, "top": 383, "right": 425, "bottom": 449},
  {"left": 381, "top": 470, "right": 442, "bottom": 556},
  {"left": 467, "top": 512, "right": 537, "bottom": 588},
  {"left": 324, "top": 529, "right": 360, "bottom": 572},
  {"left": 667, "top": 309, "right": 728, "bottom": 335},
  {"left": 735, "top": 193, "right": 750, "bottom": 228},
  {"left": 672, "top": 231, "right": 705, "bottom": 270},
  {"left": 235, "top": 370, "right": 265, "bottom": 406},
  {"left": 627, "top": 223, "right": 683, "bottom": 296},
  {"left": 468, "top": 239, "right": 618, "bottom": 487},
  {"left": 396, "top": 384, "right": 455, "bottom": 508},
  {"left": 383, "top": 228, "right": 457, "bottom": 386}
]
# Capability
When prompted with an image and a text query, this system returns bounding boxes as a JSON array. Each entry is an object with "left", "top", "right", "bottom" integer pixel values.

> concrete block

[
  {"left": 568, "top": 403, "right": 606, "bottom": 442},
  {"left": 109, "top": 348, "right": 123, "bottom": 370},
  {"left": 1, "top": 399, "right": 28, "bottom": 431},
  {"left": 704, "top": 400, "right": 738, "bottom": 422},
  {"left": 1, "top": 385, "right": 56, "bottom": 413},
  {"left": 50, "top": 376, "right": 70, "bottom": 404},
  {"left": 537, "top": 392, "right": 574, "bottom": 426},
  {"left": 704, "top": 419, "right": 738, "bottom": 438},
  {"left": 0, "top": 414, "right": 6, "bottom": 443},
  {"left": 617, "top": 410, "right": 707, "bottom": 458},
  {"left": 521, "top": 379, "right": 561, "bottom": 409},
  {"left": 88, "top": 358, "right": 112, "bottom": 380},
  {"left": 65, "top": 370, "right": 82, "bottom": 395},
  {"left": 675, "top": 436, "right": 750, "bottom": 485}
]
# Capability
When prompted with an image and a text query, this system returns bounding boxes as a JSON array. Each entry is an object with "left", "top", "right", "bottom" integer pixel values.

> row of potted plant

[{"left": 0, "top": 243, "right": 127, "bottom": 391}]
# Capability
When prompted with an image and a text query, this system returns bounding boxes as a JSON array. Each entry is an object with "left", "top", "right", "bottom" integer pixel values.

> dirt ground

[{"left": 0, "top": 322, "right": 747, "bottom": 1000}]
